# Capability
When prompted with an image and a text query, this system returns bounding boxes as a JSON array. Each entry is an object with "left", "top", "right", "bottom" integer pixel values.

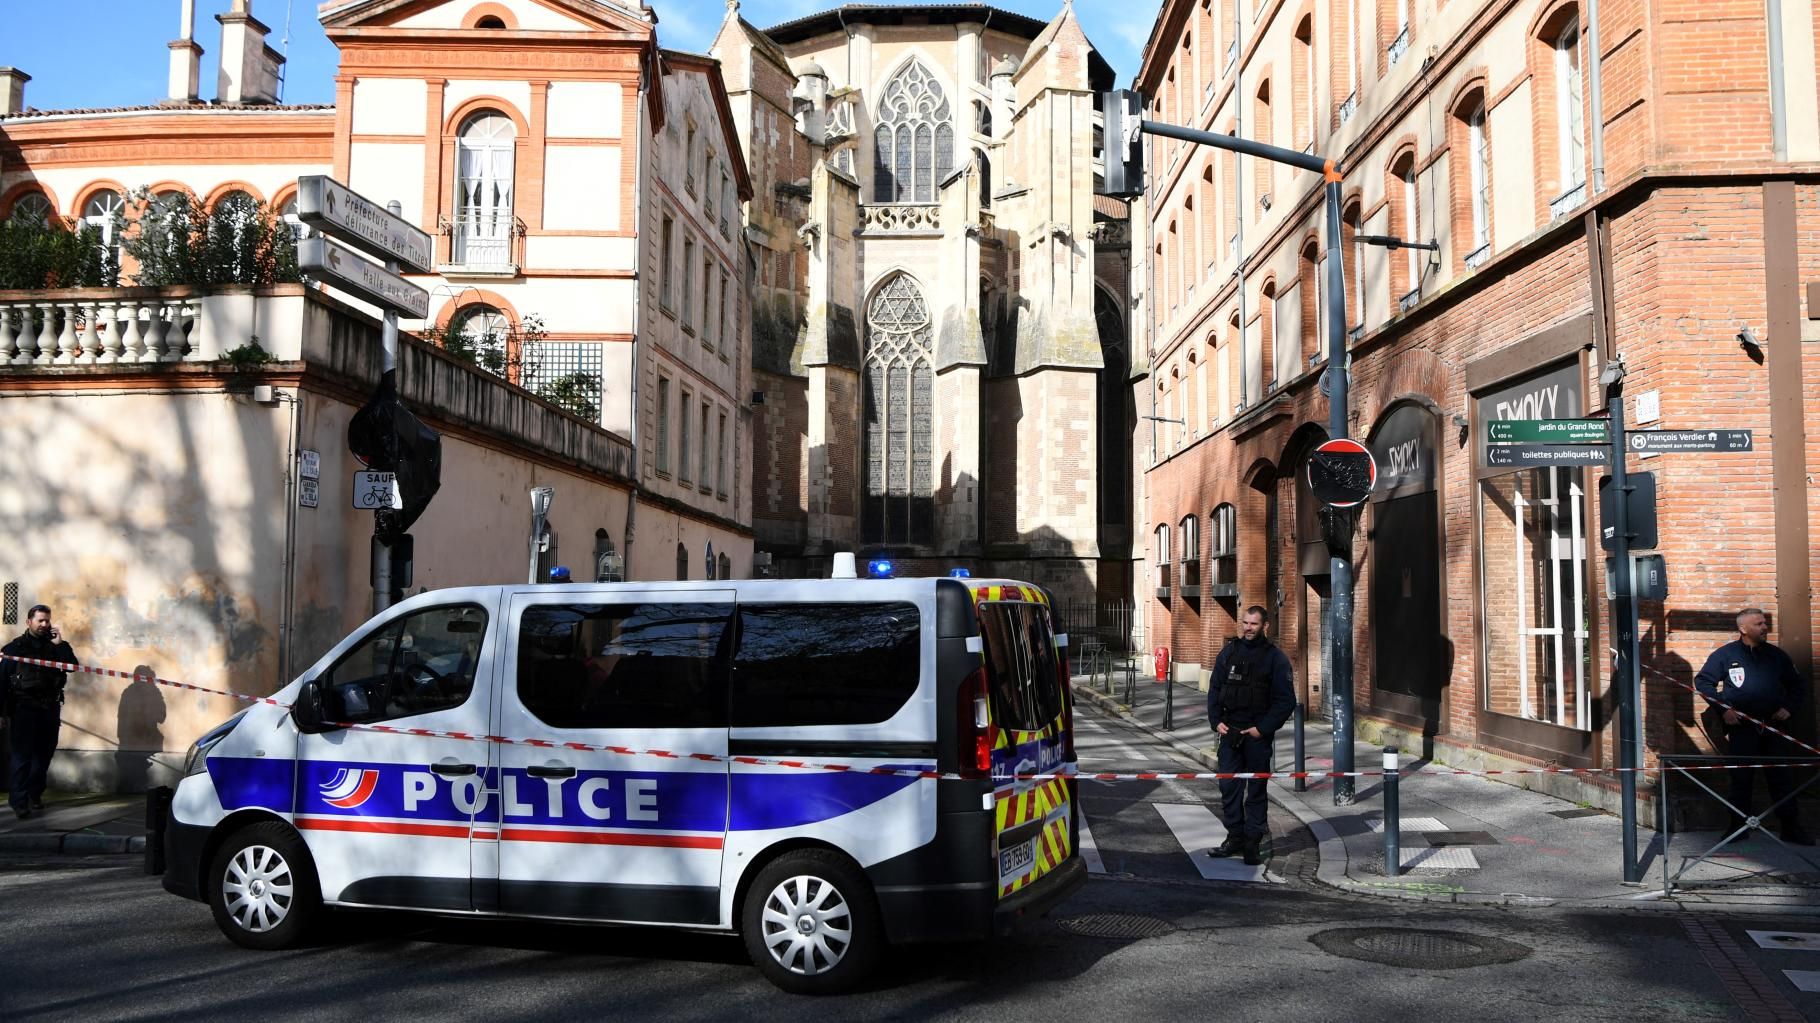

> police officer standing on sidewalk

[
  {"left": 2, "top": 604, "right": 78, "bottom": 819},
  {"left": 1206, "top": 605, "right": 1296, "bottom": 865},
  {"left": 1694, "top": 607, "right": 1814, "bottom": 845}
]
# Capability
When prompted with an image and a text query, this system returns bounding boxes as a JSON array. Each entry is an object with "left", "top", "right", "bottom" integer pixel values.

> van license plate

[{"left": 999, "top": 839, "right": 1035, "bottom": 882}]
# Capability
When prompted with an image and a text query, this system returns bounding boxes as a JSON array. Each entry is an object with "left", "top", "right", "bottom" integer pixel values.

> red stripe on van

[
  {"left": 296, "top": 817, "right": 473, "bottom": 839},
  {"left": 499, "top": 828, "right": 724, "bottom": 849}
]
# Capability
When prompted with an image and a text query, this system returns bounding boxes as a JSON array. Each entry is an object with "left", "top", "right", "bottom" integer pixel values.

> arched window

[
  {"left": 7, "top": 191, "right": 52, "bottom": 227},
  {"left": 1180, "top": 514, "right": 1201, "bottom": 590},
  {"left": 676, "top": 542, "right": 689, "bottom": 580},
  {"left": 593, "top": 527, "right": 622, "bottom": 582},
  {"left": 279, "top": 195, "right": 305, "bottom": 241},
  {"left": 81, "top": 189, "right": 125, "bottom": 273},
  {"left": 141, "top": 190, "right": 190, "bottom": 257},
  {"left": 1096, "top": 286, "right": 1130, "bottom": 530},
  {"left": 1153, "top": 523, "right": 1172, "bottom": 600},
  {"left": 1553, "top": 21, "right": 1586, "bottom": 197},
  {"left": 455, "top": 111, "right": 516, "bottom": 267},
  {"left": 213, "top": 190, "right": 261, "bottom": 280},
  {"left": 861, "top": 273, "right": 934, "bottom": 544},
  {"left": 872, "top": 60, "right": 954, "bottom": 203},
  {"left": 453, "top": 304, "right": 510, "bottom": 375},
  {"left": 475, "top": 15, "right": 506, "bottom": 28},
  {"left": 1210, "top": 503, "right": 1238, "bottom": 596},
  {"left": 718, "top": 552, "right": 731, "bottom": 581},
  {"left": 975, "top": 147, "right": 992, "bottom": 208}
]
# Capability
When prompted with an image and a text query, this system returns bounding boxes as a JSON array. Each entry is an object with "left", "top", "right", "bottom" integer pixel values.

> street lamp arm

[
  {"left": 1141, "top": 415, "right": 1187, "bottom": 425},
  {"left": 1356, "top": 234, "right": 1440, "bottom": 252}
]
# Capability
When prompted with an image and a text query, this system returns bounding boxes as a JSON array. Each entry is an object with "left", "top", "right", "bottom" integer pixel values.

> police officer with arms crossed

[
  {"left": 1694, "top": 607, "right": 1814, "bottom": 845},
  {"left": 1205, "top": 605, "right": 1296, "bottom": 866},
  {"left": 2, "top": 604, "right": 78, "bottom": 820}
]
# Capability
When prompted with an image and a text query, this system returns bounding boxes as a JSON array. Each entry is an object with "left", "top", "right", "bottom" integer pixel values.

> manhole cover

[
  {"left": 1056, "top": 913, "right": 1177, "bottom": 940},
  {"left": 1309, "top": 927, "right": 1531, "bottom": 969}
]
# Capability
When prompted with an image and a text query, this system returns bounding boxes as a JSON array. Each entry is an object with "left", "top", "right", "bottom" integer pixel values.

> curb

[
  {"left": 0, "top": 833, "right": 146, "bottom": 855},
  {"left": 1069, "top": 681, "right": 1820, "bottom": 918}
]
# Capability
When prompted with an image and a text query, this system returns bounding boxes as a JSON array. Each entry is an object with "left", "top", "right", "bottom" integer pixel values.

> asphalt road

[{"left": 0, "top": 705, "right": 1812, "bottom": 1021}]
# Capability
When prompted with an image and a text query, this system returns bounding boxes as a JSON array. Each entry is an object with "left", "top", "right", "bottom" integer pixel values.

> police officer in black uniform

[
  {"left": 2, "top": 604, "right": 78, "bottom": 819},
  {"left": 1694, "top": 607, "right": 1813, "bottom": 845},
  {"left": 1205, "top": 605, "right": 1296, "bottom": 865}
]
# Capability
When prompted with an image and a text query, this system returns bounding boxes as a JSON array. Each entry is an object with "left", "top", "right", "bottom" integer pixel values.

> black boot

[
  {"left": 1781, "top": 821, "right": 1817, "bottom": 847},
  {"left": 1208, "top": 833, "right": 1245, "bottom": 858},
  {"left": 1242, "top": 835, "right": 1265, "bottom": 866}
]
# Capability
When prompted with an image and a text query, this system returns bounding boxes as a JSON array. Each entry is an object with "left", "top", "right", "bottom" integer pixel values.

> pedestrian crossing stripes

[
  {"left": 1077, "top": 814, "right": 1106, "bottom": 874},
  {"left": 1152, "top": 803, "right": 1284, "bottom": 884},
  {"left": 1785, "top": 972, "right": 1820, "bottom": 993},
  {"left": 1750, "top": 931, "right": 1820, "bottom": 952}
]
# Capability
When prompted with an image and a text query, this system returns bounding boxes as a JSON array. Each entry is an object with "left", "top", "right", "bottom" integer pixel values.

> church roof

[{"left": 763, "top": 4, "right": 1115, "bottom": 88}]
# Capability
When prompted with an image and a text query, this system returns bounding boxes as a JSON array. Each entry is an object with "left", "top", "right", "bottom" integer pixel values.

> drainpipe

[
  {"left": 1766, "top": 0, "right": 1788, "bottom": 161},
  {"left": 624, "top": 43, "right": 652, "bottom": 580},
  {"left": 277, "top": 387, "right": 301, "bottom": 682},
  {"left": 1234, "top": 0, "right": 1248, "bottom": 408},
  {"left": 1587, "top": 0, "right": 1606, "bottom": 190}
]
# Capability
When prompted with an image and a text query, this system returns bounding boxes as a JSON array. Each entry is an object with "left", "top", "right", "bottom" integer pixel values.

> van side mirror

[{"left": 291, "top": 678, "right": 332, "bottom": 734}]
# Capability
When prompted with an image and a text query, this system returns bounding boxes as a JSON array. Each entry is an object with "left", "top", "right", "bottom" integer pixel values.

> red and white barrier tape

[
  {"left": 1632, "top": 656, "right": 1820, "bottom": 758},
  {"left": 8, "top": 653, "right": 1820, "bottom": 782}
]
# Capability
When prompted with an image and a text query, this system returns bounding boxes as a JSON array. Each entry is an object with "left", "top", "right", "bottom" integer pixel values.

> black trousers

[
  {"left": 1217, "top": 729, "right": 1272, "bottom": 838},
  {"left": 8, "top": 700, "right": 60, "bottom": 813},
  {"left": 1725, "top": 724, "right": 1803, "bottom": 827}
]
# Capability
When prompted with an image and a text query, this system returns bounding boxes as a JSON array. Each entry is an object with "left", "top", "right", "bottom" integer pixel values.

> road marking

[
  {"left": 1784, "top": 971, "right": 1820, "bottom": 993},
  {"left": 1152, "top": 803, "right": 1281, "bottom": 884},
  {"left": 1749, "top": 931, "right": 1820, "bottom": 952},
  {"left": 1078, "top": 814, "right": 1106, "bottom": 874}
]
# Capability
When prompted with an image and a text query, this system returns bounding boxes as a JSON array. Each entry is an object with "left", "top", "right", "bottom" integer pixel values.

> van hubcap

[
  {"left": 760, "top": 875, "right": 852, "bottom": 976},
  {"left": 222, "top": 844, "right": 295, "bottom": 933}
]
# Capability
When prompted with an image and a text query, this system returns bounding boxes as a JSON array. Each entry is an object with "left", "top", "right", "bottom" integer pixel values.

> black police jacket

[
  {"left": 1694, "top": 638, "right": 1807, "bottom": 721},
  {"left": 2, "top": 631, "right": 77, "bottom": 713},
  {"left": 1206, "top": 636, "right": 1296, "bottom": 735}
]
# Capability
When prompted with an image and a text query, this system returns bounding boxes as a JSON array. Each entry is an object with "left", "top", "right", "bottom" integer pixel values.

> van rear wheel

[
  {"left": 208, "top": 821, "right": 320, "bottom": 951},
  {"left": 741, "top": 849, "right": 880, "bottom": 994}
]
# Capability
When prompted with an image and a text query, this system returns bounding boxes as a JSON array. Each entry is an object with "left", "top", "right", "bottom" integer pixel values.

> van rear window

[
  {"left": 977, "top": 601, "right": 1061, "bottom": 731},
  {"left": 731, "top": 602, "right": 920, "bottom": 727}
]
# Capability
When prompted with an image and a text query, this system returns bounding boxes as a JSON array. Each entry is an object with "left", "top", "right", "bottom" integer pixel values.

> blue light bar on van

[
  {"left": 867, "top": 559, "right": 894, "bottom": 578},
  {"left": 949, "top": 568, "right": 971, "bottom": 578}
]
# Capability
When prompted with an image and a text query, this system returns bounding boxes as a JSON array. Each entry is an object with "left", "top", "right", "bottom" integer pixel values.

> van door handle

[
  {"left": 527, "top": 764, "right": 577, "bottom": 779},
  {"left": 431, "top": 762, "right": 477, "bottom": 777}
]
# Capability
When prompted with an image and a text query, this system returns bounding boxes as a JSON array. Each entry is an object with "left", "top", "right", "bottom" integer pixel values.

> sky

[{"left": 1, "top": 0, "right": 1152, "bottom": 113}]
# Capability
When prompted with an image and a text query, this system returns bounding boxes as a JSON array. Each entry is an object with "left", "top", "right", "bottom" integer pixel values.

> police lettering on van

[{"left": 158, "top": 577, "right": 1083, "bottom": 994}]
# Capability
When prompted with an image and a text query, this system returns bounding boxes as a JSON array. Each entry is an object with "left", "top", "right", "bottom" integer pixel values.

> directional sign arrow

[
  {"left": 296, "top": 175, "right": 433, "bottom": 273},
  {"left": 1486, "top": 419, "right": 1610, "bottom": 445},
  {"left": 1626, "top": 429, "right": 1754, "bottom": 453},
  {"left": 1485, "top": 444, "right": 1611, "bottom": 468},
  {"left": 301, "top": 236, "right": 430, "bottom": 319}
]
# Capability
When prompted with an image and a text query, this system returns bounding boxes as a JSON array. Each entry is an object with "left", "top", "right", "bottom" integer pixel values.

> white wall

[
  {"left": 349, "top": 142, "right": 428, "bottom": 226},
  {"left": 547, "top": 81, "right": 623, "bottom": 138},
  {"left": 544, "top": 145, "right": 621, "bottom": 230},
  {"left": 352, "top": 77, "right": 429, "bottom": 135}
]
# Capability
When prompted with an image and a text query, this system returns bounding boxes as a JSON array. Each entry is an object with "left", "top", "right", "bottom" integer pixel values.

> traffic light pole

[
  {"left": 1138, "top": 119, "right": 1357, "bottom": 803},
  {"left": 1604, "top": 360, "right": 1643, "bottom": 882},
  {"left": 372, "top": 200, "right": 404, "bottom": 616}
]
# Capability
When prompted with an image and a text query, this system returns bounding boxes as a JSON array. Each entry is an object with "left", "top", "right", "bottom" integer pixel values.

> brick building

[
  {"left": 1133, "top": 0, "right": 1820, "bottom": 810},
  {"left": 710, "top": 2, "right": 1136, "bottom": 603}
]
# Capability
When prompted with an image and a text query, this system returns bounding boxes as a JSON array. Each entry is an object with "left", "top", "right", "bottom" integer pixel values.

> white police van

[{"left": 160, "top": 576, "right": 1083, "bottom": 993}]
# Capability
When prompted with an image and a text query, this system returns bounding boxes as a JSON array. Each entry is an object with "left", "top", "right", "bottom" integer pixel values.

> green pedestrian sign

[{"left": 1485, "top": 419, "right": 1611, "bottom": 444}]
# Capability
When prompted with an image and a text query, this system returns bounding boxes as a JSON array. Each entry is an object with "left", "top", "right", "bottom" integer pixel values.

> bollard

[
  {"left": 1162, "top": 663, "right": 1175, "bottom": 730},
  {"left": 1293, "top": 703, "right": 1307, "bottom": 792},
  {"left": 1383, "top": 746, "right": 1401, "bottom": 877}
]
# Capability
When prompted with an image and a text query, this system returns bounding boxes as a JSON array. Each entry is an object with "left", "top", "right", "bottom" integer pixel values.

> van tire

[
  {"left": 207, "top": 821, "right": 321, "bottom": 951},
  {"left": 740, "top": 849, "right": 881, "bottom": 994}
]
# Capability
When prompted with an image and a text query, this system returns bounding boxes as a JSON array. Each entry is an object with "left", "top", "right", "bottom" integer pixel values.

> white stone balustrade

[
  {"left": 0, "top": 291, "right": 209, "bottom": 367},
  {"left": 859, "top": 203, "right": 942, "bottom": 235}
]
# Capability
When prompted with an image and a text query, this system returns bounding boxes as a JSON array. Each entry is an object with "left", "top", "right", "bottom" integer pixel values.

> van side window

[
  {"left": 517, "top": 603, "right": 732, "bottom": 728},
  {"left": 977, "top": 601, "right": 1061, "bottom": 730},
  {"left": 731, "top": 602, "right": 920, "bottom": 727},
  {"left": 321, "top": 604, "right": 489, "bottom": 724}
]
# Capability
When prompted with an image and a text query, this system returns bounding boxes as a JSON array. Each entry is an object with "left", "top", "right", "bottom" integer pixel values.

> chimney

[
  {"left": 166, "top": 0, "right": 203, "bottom": 104},
  {"left": 216, "top": 0, "right": 280, "bottom": 104},
  {"left": 0, "top": 68, "right": 29, "bottom": 116}
]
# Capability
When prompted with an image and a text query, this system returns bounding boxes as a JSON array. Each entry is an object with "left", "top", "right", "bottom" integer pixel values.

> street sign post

[
  {"left": 1485, "top": 444, "right": 1611, "bottom": 468},
  {"left": 1307, "top": 438, "right": 1378, "bottom": 507},
  {"left": 295, "top": 175, "right": 433, "bottom": 273},
  {"left": 1485, "top": 419, "right": 1611, "bottom": 444},
  {"left": 300, "top": 236, "right": 430, "bottom": 319},
  {"left": 1627, "top": 429, "right": 1753, "bottom": 453},
  {"left": 352, "top": 471, "right": 402, "bottom": 510}
]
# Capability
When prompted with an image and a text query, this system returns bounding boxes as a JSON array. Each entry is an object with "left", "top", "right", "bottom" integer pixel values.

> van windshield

[{"left": 977, "top": 601, "right": 1061, "bottom": 731}]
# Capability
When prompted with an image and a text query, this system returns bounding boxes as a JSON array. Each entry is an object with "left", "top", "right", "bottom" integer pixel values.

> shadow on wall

[{"left": 115, "top": 665, "right": 168, "bottom": 792}]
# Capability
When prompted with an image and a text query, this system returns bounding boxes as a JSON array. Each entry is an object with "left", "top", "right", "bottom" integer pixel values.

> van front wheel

[
  {"left": 207, "top": 821, "right": 320, "bottom": 950},
  {"left": 741, "top": 850, "right": 880, "bottom": 994}
]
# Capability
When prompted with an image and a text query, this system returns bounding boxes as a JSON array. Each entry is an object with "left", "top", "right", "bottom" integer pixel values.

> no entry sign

[{"left": 1308, "top": 438, "right": 1378, "bottom": 507}]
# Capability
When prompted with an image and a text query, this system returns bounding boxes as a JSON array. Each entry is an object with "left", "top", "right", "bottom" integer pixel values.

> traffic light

[
  {"left": 1099, "top": 89, "right": 1145, "bottom": 198},
  {"left": 348, "top": 376, "right": 443, "bottom": 541}
]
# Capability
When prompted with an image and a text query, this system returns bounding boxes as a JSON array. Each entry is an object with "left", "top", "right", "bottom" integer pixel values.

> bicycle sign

[{"left": 352, "top": 471, "right": 402, "bottom": 510}]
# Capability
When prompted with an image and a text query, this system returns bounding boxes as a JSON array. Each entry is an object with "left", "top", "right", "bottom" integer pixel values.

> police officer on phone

[
  {"left": 1205, "top": 605, "right": 1295, "bottom": 865},
  {"left": 1694, "top": 607, "right": 1813, "bottom": 845},
  {"left": 2, "top": 604, "right": 78, "bottom": 819}
]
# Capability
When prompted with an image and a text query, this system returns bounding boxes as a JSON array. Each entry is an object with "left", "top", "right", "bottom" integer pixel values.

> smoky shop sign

[
  {"left": 1476, "top": 361, "right": 1584, "bottom": 470},
  {"left": 1370, "top": 403, "right": 1438, "bottom": 499}
]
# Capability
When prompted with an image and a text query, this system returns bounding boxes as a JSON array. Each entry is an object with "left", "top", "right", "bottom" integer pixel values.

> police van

[{"left": 159, "top": 576, "right": 1083, "bottom": 993}]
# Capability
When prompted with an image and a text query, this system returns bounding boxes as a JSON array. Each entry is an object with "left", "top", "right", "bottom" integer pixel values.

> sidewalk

[
  {"left": 0, "top": 791, "right": 148, "bottom": 855},
  {"left": 1072, "top": 672, "right": 1820, "bottom": 916}
]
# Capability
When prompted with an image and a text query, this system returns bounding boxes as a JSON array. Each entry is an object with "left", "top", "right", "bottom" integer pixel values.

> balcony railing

[
  {"left": 860, "top": 203, "right": 942, "bottom": 235},
  {"left": 1387, "top": 27, "right": 1410, "bottom": 67},
  {"left": 0, "top": 291, "right": 209, "bottom": 365},
  {"left": 445, "top": 210, "right": 521, "bottom": 273},
  {"left": 1464, "top": 243, "right": 1491, "bottom": 270},
  {"left": 1550, "top": 182, "right": 1588, "bottom": 220},
  {"left": 1338, "top": 92, "right": 1358, "bottom": 126}
]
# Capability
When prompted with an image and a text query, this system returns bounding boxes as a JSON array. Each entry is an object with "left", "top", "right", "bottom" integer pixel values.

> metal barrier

[{"left": 1660, "top": 752, "right": 1820, "bottom": 895}]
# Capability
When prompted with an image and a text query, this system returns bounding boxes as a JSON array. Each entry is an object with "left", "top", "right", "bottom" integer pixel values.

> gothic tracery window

[
  {"left": 862, "top": 274, "right": 935, "bottom": 544},
  {"left": 872, "top": 60, "right": 954, "bottom": 203}
]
